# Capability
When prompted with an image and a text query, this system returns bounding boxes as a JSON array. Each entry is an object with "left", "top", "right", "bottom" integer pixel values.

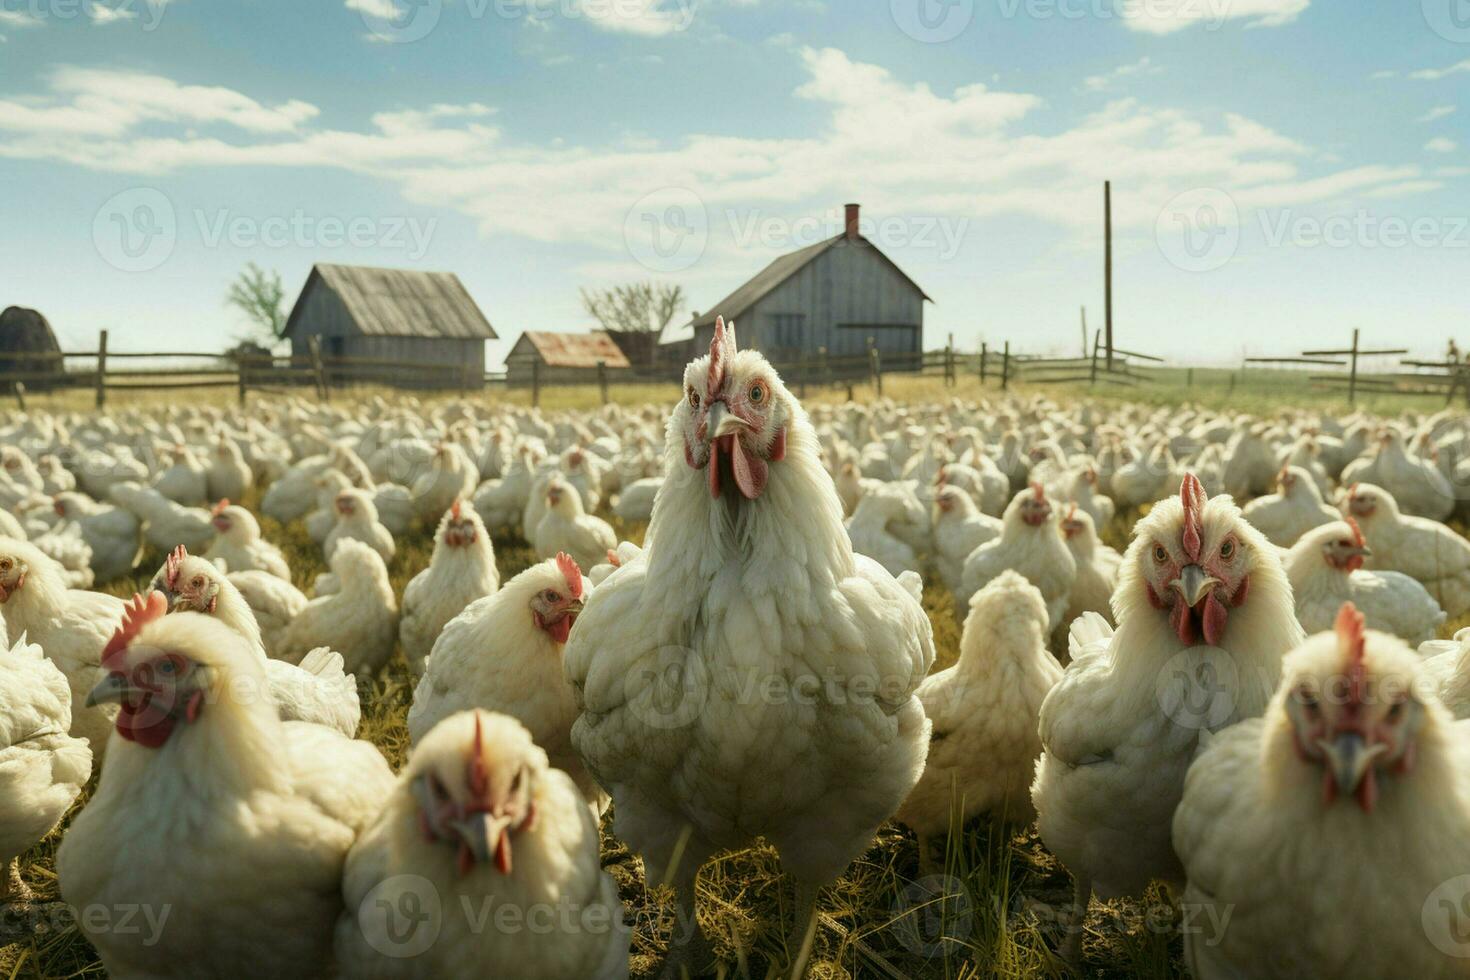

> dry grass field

[{"left": 2, "top": 372, "right": 1466, "bottom": 980}]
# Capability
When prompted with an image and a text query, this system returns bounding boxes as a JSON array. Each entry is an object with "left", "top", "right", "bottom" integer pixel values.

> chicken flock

[{"left": 2, "top": 317, "right": 1469, "bottom": 979}]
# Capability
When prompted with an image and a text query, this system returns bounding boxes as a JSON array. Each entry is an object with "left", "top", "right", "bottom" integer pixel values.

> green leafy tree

[{"left": 225, "top": 263, "right": 287, "bottom": 342}]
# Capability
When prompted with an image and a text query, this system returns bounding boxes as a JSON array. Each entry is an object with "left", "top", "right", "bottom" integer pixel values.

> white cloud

[
  {"left": 1082, "top": 57, "right": 1161, "bottom": 92},
  {"left": 1418, "top": 105, "right": 1456, "bottom": 123},
  {"left": 89, "top": 3, "right": 139, "bottom": 23},
  {"left": 1121, "top": 0, "right": 1308, "bottom": 34},
  {"left": 1368, "top": 70, "right": 1397, "bottom": 80},
  {"left": 1409, "top": 59, "right": 1470, "bottom": 81},
  {"left": 1425, "top": 137, "right": 1458, "bottom": 153},
  {"left": 0, "top": 9, "right": 41, "bottom": 28}
]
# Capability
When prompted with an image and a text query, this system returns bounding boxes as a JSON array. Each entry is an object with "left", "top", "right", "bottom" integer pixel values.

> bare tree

[
  {"left": 225, "top": 263, "right": 287, "bottom": 342},
  {"left": 580, "top": 282, "right": 685, "bottom": 335}
]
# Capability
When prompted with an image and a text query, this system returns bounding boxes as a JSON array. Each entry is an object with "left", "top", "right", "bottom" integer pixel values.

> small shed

[
  {"left": 282, "top": 264, "right": 496, "bottom": 388},
  {"left": 505, "top": 331, "right": 631, "bottom": 386},
  {"left": 0, "top": 306, "right": 64, "bottom": 390},
  {"left": 667, "top": 204, "right": 931, "bottom": 373}
]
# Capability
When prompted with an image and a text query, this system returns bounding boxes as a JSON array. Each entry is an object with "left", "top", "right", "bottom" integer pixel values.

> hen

[
  {"left": 1031, "top": 474, "right": 1303, "bottom": 959},
  {"left": 1173, "top": 604, "right": 1470, "bottom": 979},
  {"left": 532, "top": 478, "right": 617, "bottom": 574},
  {"left": 958, "top": 483, "right": 1075, "bottom": 631},
  {"left": 280, "top": 538, "right": 399, "bottom": 679},
  {"left": 896, "top": 571, "right": 1061, "bottom": 868},
  {"left": 228, "top": 569, "right": 309, "bottom": 660},
  {"left": 1344, "top": 482, "right": 1470, "bottom": 618},
  {"left": 336, "top": 710, "right": 629, "bottom": 979},
  {"left": 203, "top": 500, "right": 291, "bottom": 579},
  {"left": 108, "top": 481, "right": 215, "bottom": 554},
  {"left": 1, "top": 631, "right": 92, "bottom": 902},
  {"left": 52, "top": 490, "right": 143, "bottom": 583},
  {"left": 407, "top": 554, "right": 600, "bottom": 808},
  {"left": 931, "top": 481, "right": 1002, "bottom": 596},
  {"left": 324, "top": 488, "right": 396, "bottom": 565},
  {"left": 1287, "top": 519, "right": 1446, "bottom": 646},
  {"left": 1241, "top": 464, "right": 1340, "bottom": 547},
  {"left": 1059, "top": 505, "right": 1121, "bottom": 628},
  {"left": 399, "top": 500, "right": 499, "bottom": 681},
  {"left": 564, "top": 319, "right": 934, "bottom": 976},
  {"left": 58, "top": 596, "right": 394, "bottom": 980}
]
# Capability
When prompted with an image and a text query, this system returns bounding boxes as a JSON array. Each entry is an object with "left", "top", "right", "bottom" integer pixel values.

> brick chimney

[{"left": 844, "top": 203, "right": 860, "bottom": 240}]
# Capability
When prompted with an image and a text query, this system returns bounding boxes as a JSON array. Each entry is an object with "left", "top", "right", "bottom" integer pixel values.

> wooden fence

[{"left": 1245, "top": 328, "right": 1469, "bottom": 406}]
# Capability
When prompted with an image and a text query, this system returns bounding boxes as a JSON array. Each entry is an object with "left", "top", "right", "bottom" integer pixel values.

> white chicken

[
  {"left": 399, "top": 499, "right": 499, "bottom": 680},
  {"left": 205, "top": 435, "right": 254, "bottom": 502},
  {"left": 1031, "top": 474, "right": 1304, "bottom": 960},
  {"left": 280, "top": 538, "right": 399, "bottom": 679},
  {"left": 336, "top": 710, "right": 629, "bottom": 979},
  {"left": 1173, "top": 604, "right": 1470, "bottom": 979},
  {"left": 108, "top": 481, "right": 215, "bottom": 554},
  {"left": 410, "top": 442, "right": 479, "bottom": 524},
  {"left": 1059, "top": 505, "right": 1121, "bottom": 628},
  {"left": 931, "top": 482, "right": 1002, "bottom": 595},
  {"left": 0, "top": 537, "right": 121, "bottom": 753},
  {"left": 958, "top": 483, "right": 1075, "bottom": 631},
  {"left": 203, "top": 500, "right": 291, "bottom": 579},
  {"left": 896, "top": 572, "right": 1061, "bottom": 867},
  {"left": 612, "top": 476, "right": 662, "bottom": 523},
  {"left": 845, "top": 483, "right": 923, "bottom": 577},
  {"left": 1241, "top": 465, "right": 1341, "bottom": 547},
  {"left": 1287, "top": 519, "right": 1447, "bottom": 646},
  {"left": 532, "top": 478, "right": 616, "bottom": 574},
  {"left": 1344, "top": 482, "right": 1470, "bottom": 618},
  {"left": 228, "top": 569, "right": 309, "bottom": 660},
  {"left": 1342, "top": 428, "right": 1455, "bottom": 519},
  {"left": 52, "top": 490, "right": 143, "bottom": 583},
  {"left": 1, "top": 631, "right": 92, "bottom": 902},
  {"left": 474, "top": 446, "right": 540, "bottom": 530},
  {"left": 58, "top": 597, "right": 394, "bottom": 980},
  {"left": 324, "top": 487, "right": 396, "bottom": 565},
  {"left": 408, "top": 554, "right": 600, "bottom": 808},
  {"left": 564, "top": 319, "right": 934, "bottom": 977}
]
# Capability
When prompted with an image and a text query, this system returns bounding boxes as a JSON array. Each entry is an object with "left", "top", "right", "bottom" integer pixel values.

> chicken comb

[
  {"left": 467, "top": 712, "right": 489, "bottom": 798},
  {"left": 101, "top": 591, "right": 167, "bottom": 670},
  {"left": 556, "top": 552, "right": 583, "bottom": 599},
  {"left": 707, "top": 315, "right": 735, "bottom": 394},
  {"left": 1030, "top": 481, "right": 1045, "bottom": 502},
  {"left": 211, "top": 498, "right": 230, "bottom": 517},
  {"left": 1335, "top": 602, "right": 1368, "bottom": 708},
  {"left": 1180, "top": 472, "right": 1207, "bottom": 562},
  {"left": 164, "top": 544, "right": 188, "bottom": 591},
  {"left": 450, "top": 498, "right": 462, "bottom": 521},
  {"left": 1066, "top": 503, "right": 1077, "bottom": 521},
  {"left": 1345, "top": 516, "right": 1366, "bottom": 549},
  {"left": 934, "top": 466, "right": 947, "bottom": 487},
  {"left": 606, "top": 549, "right": 621, "bottom": 568}
]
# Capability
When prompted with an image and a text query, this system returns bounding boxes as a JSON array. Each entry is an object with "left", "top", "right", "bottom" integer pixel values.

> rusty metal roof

[{"left": 511, "top": 331, "right": 631, "bottom": 369}]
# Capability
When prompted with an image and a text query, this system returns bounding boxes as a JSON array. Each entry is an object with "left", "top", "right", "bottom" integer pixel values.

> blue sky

[{"left": 0, "top": 0, "right": 1466, "bottom": 367}]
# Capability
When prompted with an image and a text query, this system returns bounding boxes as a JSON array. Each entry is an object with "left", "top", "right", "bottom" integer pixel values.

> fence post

[
  {"left": 95, "top": 329, "right": 108, "bottom": 409},
  {"left": 307, "top": 335, "right": 329, "bottom": 402},
  {"left": 237, "top": 358, "right": 247, "bottom": 407},
  {"left": 945, "top": 333, "right": 955, "bottom": 387},
  {"left": 1186, "top": 367, "right": 1194, "bottom": 388},
  {"left": 1347, "top": 327, "right": 1360, "bottom": 405},
  {"left": 1089, "top": 330, "right": 1100, "bottom": 385},
  {"left": 13, "top": 381, "right": 25, "bottom": 412},
  {"left": 1001, "top": 341, "right": 1010, "bottom": 391},
  {"left": 531, "top": 359, "right": 541, "bottom": 409},
  {"left": 597, "top": 360, "right": 608, "bottom": 405},
  {"left": 980, "top": 342, "right": 988, "bottom": 383},
  {"left": 869, "top": 346, "right": 883, "bottom": 397}
]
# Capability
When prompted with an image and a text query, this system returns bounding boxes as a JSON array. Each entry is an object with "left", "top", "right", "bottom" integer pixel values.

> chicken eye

[
  {"left": 193, "top": 576, "right": 205, "bottom": 588},
  {"left": 511, "top": 769, "right": 523, "bottom": 792},
  {"left": 0, "top": 559, "right": 9, "bottom": 571},
  {"left": 430, "top": 776, "right": 449, "bottom": 801},
  {"left": 1152, "top": 545, "right": 1169, "bottom": 564},
  {"left": 1219, "top": 540, "right": 1235, "bottom": 560},
  {"left": 1387, "top": 702, "right": 1404, "bottom": 722},
  {"left": 688, "top": 388, "right": 700, "bottom": 409},
  {"left": 157, "top": 660, "right": 176, "bottom": 675},
  {"left": 749, "top": 383, "right": 765, "bottom": 404},
  {"left": 544, "top": 590, "right": 560, "bottom": 603}
]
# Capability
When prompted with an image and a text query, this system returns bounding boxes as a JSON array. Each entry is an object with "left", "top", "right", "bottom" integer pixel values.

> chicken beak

[
  {"left": 87, "top": 671, "right": 133, "bottom": 707},
  {"left": 452, "top": 812, "right": 514, "bottom": 872},
  {"left": 564, "top": 597, "right": 584, "bottom": 616},
  {"left": 707, "top": 403, "right": 749, "bottom": 441},
  {"left": 1172, "top": 564, "right": 1220, "bottom": 607},
  {"left": 1348, "top": 545, "right": 1372, "bottom": 558},
  {"left": 1318, "top": 732, "right": 1386, "bottom": 804}
]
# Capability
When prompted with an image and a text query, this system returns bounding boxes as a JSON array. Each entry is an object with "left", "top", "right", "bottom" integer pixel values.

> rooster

[
  {"left": 1, "top": 631, "right": 92, "bottom": 902},
  {"left": 58, "top": 596, "right": 394, "bottom": 980},
  {"left": 408, "top": 554, "right": 600, "bottom": 809},
  {"left": 564, "top": 319, "right": 934, "bottom": 977},
  {"left": 1287, "top": 519, "right": 1446, "bottom": 646},
  {"left": 1343, "top": 482, "right": 1470, "bottom": 619},
  {"left": 203, "top": 500, "right": 291, "bottom": 579},
  {"left": 0, "top": 536, "right": 121, "bottom": 753},
  {"left": 336, "top": 710, "right": 630, "bottom": 979},
  {"left": 1173, "top": 604, "right": 1470, "bottom": 979},
  {"left": 400, "top": 499, "right": 500, "bottom": 680},
  {"left": 957, "top": 483, "right": 1075, "bottom": 631},
  {"left": 148, "top": 547, "right": 361, "bottom": 737},
  {"left": 896, "top": 571, "right": 1061, "bottom": 868},
  {"left": 1031, "top": 474, "right": 1303, "bottom": 960}
]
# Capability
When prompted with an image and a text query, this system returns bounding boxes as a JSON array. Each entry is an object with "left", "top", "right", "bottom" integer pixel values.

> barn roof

[
  {"left": 283, "top": 264, "right": 496, "bottom": 341},
  {"left": 680, "top": 233, "right": 931, "bottom": 337},
  {"left": 510, "top": 331, "right": 631, "bottom": 369}
]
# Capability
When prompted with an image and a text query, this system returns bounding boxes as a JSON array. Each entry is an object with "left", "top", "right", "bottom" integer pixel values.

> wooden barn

[
  {"left": 282, "top": 264, "right": 496, "bottom": 388},
  {"left": 664, "top": 204, "right": 930, "bottom": 370},
  {"left": 505, "top": 331, "right": 631, "bottom": 386}
]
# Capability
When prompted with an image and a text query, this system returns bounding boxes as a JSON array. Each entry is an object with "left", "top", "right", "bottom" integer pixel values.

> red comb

[
  {"left": 450, "top": 498, "right": 462, "bottom": 521},
  {"left": 467, "top": 712, "right": 489, "bottom": 798},
  {"left": 1345, "top": 516, "right": 1366, "bottom": 549},
  {"left": 707, "top": 315, "right": 733, "bottom": 395},
  {"left": 935, "top": 466, "right": 947, "bottom": 487},
  {"left": 164, "top": 544, "right": 187, "bottom": 591},
  {"left": 556, "top": 552, "right": 583, "bottom": 599},
  {"left": 1066, "top": 503, "right": 1077, "bottom": 521},
  {"left": 211, "top": 498, "right": 229, "bottom": 517},
  {"left": 1335, "top": 602, "right": 1367, "bottom": 707},
  {"left": 1180, "top": 473, "right": 1207, "bottom": 562},
  {"left": 101, "top": 591, "right": 167, "bottom": 670},
  {"left": 1031, "top": 481, "right": 1045, "bottom": 502},
  {"left": 606, "top": 549, "right": 620, "bottom": 568}
]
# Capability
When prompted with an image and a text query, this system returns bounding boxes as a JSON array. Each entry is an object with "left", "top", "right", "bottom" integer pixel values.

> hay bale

[{"left": 0, "top": 306, "right": 63, "bottom": 390}]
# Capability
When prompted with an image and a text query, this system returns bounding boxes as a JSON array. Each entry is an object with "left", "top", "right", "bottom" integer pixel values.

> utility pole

[{"left": 1104, "top": 180, "right": 1114, "bottom": 371}]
